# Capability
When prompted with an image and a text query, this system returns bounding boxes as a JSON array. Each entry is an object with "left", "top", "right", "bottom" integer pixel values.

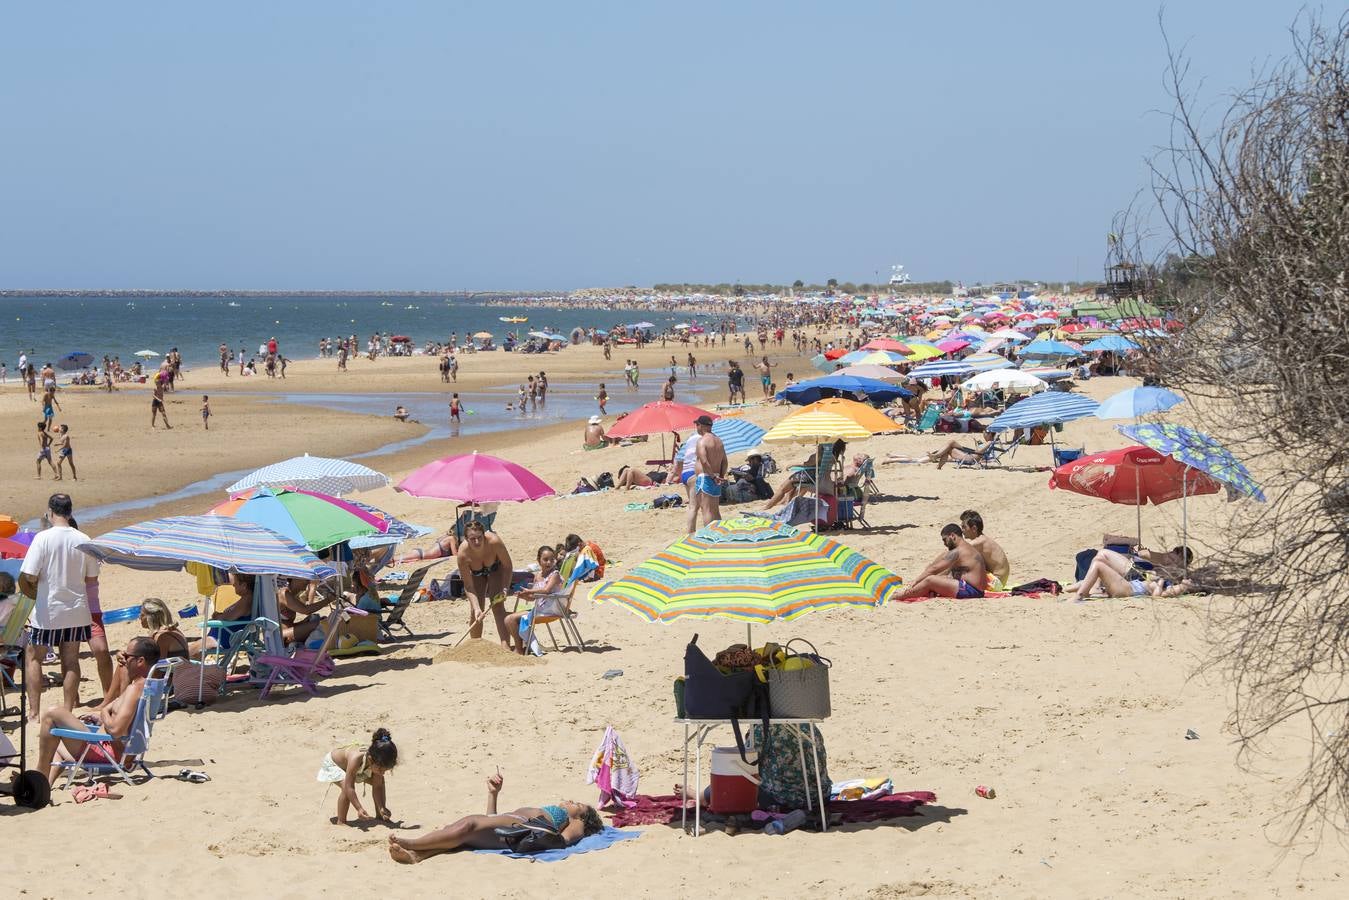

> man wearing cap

[
  {"left": 688, "top": 414, "right": 727, "bottom": 533},
  {"left": 583, "top": 415, "right": 608, "bottom": 449}
]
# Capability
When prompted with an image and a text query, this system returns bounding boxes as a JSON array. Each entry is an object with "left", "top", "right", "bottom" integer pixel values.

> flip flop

[{"left": 177, "top": 768, "right": 211, "bottom": 783}]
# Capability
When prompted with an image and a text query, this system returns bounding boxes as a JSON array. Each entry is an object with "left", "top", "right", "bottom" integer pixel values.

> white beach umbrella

[{"left": 960, "top": 369, "right": 1048, "bottom": 393}]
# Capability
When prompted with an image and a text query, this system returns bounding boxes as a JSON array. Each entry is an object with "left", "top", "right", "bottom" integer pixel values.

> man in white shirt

[{"left": 19, "top": 494, "right": 101, "bottom": 720}]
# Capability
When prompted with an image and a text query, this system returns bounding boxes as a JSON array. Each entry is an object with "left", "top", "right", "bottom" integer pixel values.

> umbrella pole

[
  {"left": 1182, "top": 473, "right": 1189, "bottom": 578},
  {"left": 1135, "top": 467, "right": 1142, "bottom": 547}
]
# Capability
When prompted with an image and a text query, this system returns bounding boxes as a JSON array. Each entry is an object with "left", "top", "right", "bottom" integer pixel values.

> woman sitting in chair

[
  {"left": 504, "top": 546, "right": 563, "bottom": 655},
  {"left": 764, "top": 439, "right": 846, "bottom": 510},
  {"left": 388, "top": 771, "right": 603, "bottom": 864}
]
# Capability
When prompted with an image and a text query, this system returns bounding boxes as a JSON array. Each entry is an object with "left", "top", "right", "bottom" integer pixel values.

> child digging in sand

[{"left": 318, "top": 728, "right": 398, "bottom": 825}]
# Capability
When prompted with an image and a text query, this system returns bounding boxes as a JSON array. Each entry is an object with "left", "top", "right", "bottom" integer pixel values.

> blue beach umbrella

[
  {"left": 1082, "top": 335, "right": 1141, "bottom": 353},
  {"left": 778, "top": 373, "right": 912, "bottom": 405},
  {"left": 810, "top": 353, "right": 834, "bottom": 373},
  {"left": 1117, "top": 423, "right": 1265, "bottom": 501},
  {"left": 57, "top": 351, "right": 94, "bottom": 371},
  {"left": 909, "top": 360, "right": 975, "bottom": 378},
  {"left": 678, "top": 417, "right": 768, "bottom": 461},
  {"left": 1094, "top": 387, "right": 1184, "bottom": 420},
  {"left": 1020, "top": 339, "right": 1081, "bottom": 358},
  {"left": 962, "top": 353, "right": 1015, "bottom": 372},
  {"left": 987, "top": 391, "right": 1101, "bottom": 434}
]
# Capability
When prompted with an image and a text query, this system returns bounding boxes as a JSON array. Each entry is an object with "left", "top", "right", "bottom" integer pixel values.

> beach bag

[
  {"left": 493, "top": 815, "right": 568, "bottom": 854},
  {"left": 759, "top": 453, "right": 779, "bottom": 475},
  {"left": 646, "top": 470, "right": 669, "bottom": 484},
  {"left": 170, "top": 662, "right": 227, "bottom": 707},
  {"left": 572, "top": 477, "right": 597, "bottom": 495},
  {"left": 684, "top": 635, "right": 770, "bottom": 764},
  {"left": 752, "top": 723, "right": 830, "bottom": 813},
  {"left": 595, "top": 471, "right": 615, "bottom": 490},
  {"left": 763, "top": 639, "right": 832, "bottom": 719}
]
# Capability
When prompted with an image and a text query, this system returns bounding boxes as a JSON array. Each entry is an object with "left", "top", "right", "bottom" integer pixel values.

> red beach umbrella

[{"left": 604, "top": 401, "right": 719, "bottom": 440}]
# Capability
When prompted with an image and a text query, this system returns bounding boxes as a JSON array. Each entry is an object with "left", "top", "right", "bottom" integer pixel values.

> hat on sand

[
  {"left": 694, "top": 414, "right": 714, "bottom": 426},
  {"left": 588, "top": 415, "right": 602, "bottom": 425}
]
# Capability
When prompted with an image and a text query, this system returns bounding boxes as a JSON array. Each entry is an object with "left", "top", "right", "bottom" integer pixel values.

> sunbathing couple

[
  {"left": 1067, "top": 542, "right": 1193, "bottom": 602},
  {"left": 896, "top": 511, "right": 1010, "bottom": 599}
]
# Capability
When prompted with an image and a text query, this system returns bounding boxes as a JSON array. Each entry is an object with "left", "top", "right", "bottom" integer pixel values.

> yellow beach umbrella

[
  {"left": 763, "top": 409, "right": 874, "bottom": 444},
  {"left": 796, "top": 397, "right": 898, "bottom": 433},
  {"left": 904, "top": 344, "right": 945, "bottom": 362}
]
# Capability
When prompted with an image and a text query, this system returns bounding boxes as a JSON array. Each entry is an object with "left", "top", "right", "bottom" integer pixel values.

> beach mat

[
  {"left": 609, "top": 792, "right": 935, "bottom": 827},
  {"left": 472, "top": 826, "right": 641, "bottom": 862}
]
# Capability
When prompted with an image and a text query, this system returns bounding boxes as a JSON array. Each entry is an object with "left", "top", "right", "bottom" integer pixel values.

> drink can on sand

[{"left": 975, "top": 785, "right": 996, "bottom": 799}]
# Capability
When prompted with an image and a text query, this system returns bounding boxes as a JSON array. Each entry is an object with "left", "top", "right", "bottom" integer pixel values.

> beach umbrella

[
  {"left": 822, "top": 348, "right": 848, "bottom": 360},
  {"left": 1094, "top": 386, "right": 1184, "bottom": 420},
  {"left": 909, "top": 360, "right": 975, "bottom": 379},
  {"left": 79, "top": 516, "right": 338, "bottom": 581},
  {"left": 810, "top": 353, "right": 835, "bottom": 373},
  {"left": 544, "top": 332, "right": 567, "bottom": 342},
  {"left": 342, "top": 498, "right": 432, "bottom": 549},
  {"left": 395, "top": 451, "right": 556, "bottom": 504},
  {"left": 133, "top": 350, "right": 160, "bottom": 358},
  {"left": 1049, "top": 445, "right": 1223, "bottom": 544},
  {"left": 0, "top": 536, "right": 29, "bottom": 559},
  {"left": 473, "top": 331, "right": 494, "bottom": 340},
  {"left": 987, "top": 329, "right": 1031, "bottom": 341},
  {"left": 963, "top": 353, "right": 1015, "bottom": 372},
  {"left": 987, "top": 391, "right": 1101, "bottom": 435},
  {"left": 208, "top": 487, "right": 389, "bottom": 552},
  {"left": 763, "top": 408, "right": 874, "bottom": 445},
  {"left": 795, "top": 397, "right": 899, "bottom": 434},
  {"left": 935, "top": 339, "right": 970, "bottom": 354},
  {"left": 604, "top": 401, "right": 718, "bottom": 440},
  {"left": 1081, "top": 335, "right": 1140, "bottom": 353},
  {"left": 57, "top": 352, "right": 94, "bottom": 371},
  {"left": 829, "top": 363, "right": 907, "bottom": 382},
  {"left": 677, "top": 417, "right": 767, "bottom": 461},
  {"left": 592, "top": 516, "right": 902, "bottom": 628},
  {"left": 904, "top": 344, "right": 945, "bottom": 362},
  {"left": 628, "top": 321, "right": 655, "bottom": 329},
  {"left": 528, "top": 331, "right": 551, "bottom": 339},
  {"left": 960, "top": 369, "right": 1048, "bottom": 393},
  {"left": 848, "top": 350, "right": 909, "bottom": 366},
  {"left": 227, "top": 454, "right": 390, "bottom": 497},
  {"left": 0, "top": 515, "right": 18, "bottom": 538},
  {"left": 1020, "top": 339, "right": 1080, "bottom": 358},
  {"left": 1117, "top": 423, "right": 1265, "bottom": 502},
  {"left": 777, "top": 373, "right": 911, "bottom": 405},
  {"left": 861, "top": 338, "right": 913, "bottom": 354}
]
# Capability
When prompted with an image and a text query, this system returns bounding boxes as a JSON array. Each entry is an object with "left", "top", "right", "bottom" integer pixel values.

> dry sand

[{"left": 5, "top": 351, "right": 1345, "bottom": 898}]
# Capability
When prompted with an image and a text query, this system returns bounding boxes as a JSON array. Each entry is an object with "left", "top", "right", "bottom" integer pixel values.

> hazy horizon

[{"left": 1, "top": 1, "right": 1313, "bottom": 290}]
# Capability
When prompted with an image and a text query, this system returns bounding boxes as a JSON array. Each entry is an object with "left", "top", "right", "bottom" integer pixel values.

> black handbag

[
  {"left": 494, "top": 815, "right": 568, "bottom": 854},
  {"left": 683, "top": 634, "right": 771, "bottom": 764}
]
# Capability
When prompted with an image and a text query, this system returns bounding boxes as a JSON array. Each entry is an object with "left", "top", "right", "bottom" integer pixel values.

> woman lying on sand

[
  {"left": 1066, "top": 549, "right": 1193, "bottom": 602},
  {"left": 388, "top": 772, "right": 602, "bottom": 863}
]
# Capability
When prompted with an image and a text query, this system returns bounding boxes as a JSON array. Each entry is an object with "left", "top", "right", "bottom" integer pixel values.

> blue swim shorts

[{"left": 694, "top": 474, "right": 722, "bottom": 498}]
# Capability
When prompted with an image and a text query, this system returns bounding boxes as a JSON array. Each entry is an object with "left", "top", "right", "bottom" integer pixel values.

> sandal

[
  {"left": 74, "top": 784, "right": 120, "bottom": 803},
  {"left": 177, "top": 768, "right": 211, "bottom": 783}
]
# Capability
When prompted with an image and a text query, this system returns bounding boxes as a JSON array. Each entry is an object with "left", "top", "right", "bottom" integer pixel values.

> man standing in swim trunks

[
  {"left": 895, "top": 523, "right": 988, "bottom": 600},
  {"left": 758, "top": 356, "right": 776, "bottom": 399},
  {"left": 151, "top": 370, "right": 171, "bottom": 429},
  {"left": 689, "top": 414, "right": 727, "bottom": 534}
]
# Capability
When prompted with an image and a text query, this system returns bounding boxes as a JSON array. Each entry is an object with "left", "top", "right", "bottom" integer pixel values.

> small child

[
  {"left": 318, "top": 728, "right": 398, "bottom": 825},
  {"left": 449, "top": 393, "right": 462, "bottom": 423},
  {"left": 596, "top": 383, "right": 608, "bottom": 414},
  {"left": 55, "top": 424, "right": 76, "bottom": 481},
  {"left": 201, "top": 396, "right": 211, "bottom": 430}
]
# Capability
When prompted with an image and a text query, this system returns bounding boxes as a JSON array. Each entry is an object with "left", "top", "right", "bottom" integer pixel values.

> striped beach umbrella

[
  {"left": 763, "top": 409, "right": 875, "bottom": 444},
  {"left": 592, "top": 516, "right": 902, "bottom": 623},
  {"left": 677, "top": 417, "right": 767, "bottom": 461},
  {"left": 79, "top": 516, "right": 337, "bottom": 580},
  {"left": 988, "top": 392, "right": 1100, "bottom": 433},
  {"left": 227, "top": 454, "right": 390, "bottom": 497},
  {"left": 908, "top": 359, "right": 974, "bottom": 379},
  {"left": 1118, "top": 423, "right": 1265, "bottom": 501}
]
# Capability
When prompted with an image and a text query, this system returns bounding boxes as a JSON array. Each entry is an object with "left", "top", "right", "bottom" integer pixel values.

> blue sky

[{"left": 0, "top": 1, "right": 1313, "bottom": 290}]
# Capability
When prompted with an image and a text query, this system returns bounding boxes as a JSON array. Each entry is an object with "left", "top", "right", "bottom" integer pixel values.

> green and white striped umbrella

[{"left": 592, "top": 516, "right": 902, "bottom": 624}]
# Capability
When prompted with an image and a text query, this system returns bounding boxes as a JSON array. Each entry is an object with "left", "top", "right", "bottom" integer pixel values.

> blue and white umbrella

[
  {"left": 1082, "top": 335, "right": 1140, "bottom": 353},
  {"left": 988, "top": 391, "right": 1100, "bottom": 433},
  {"left": 962, "top": 352, "right": 1015, "bottom": 372},
  {"left": 678, "top": 417, "right": 768, "bottom": 463},
  {"left": 343, "top": 498, "right": 433, "bottom": 549},
  {"left": 1095, "top": 386, "right": 1184, "bottom": 420},
  {"left": 227, "top": 454, "right": 391, "bottom": 497},
  {"left": 778, "top": 373, "right": 912, "bottom": 405},
  {"left": 1118, "top": 423, "right": 1264, "bottom": 501},
  {"left": 909, "top": 360, "right": 975, "bottom": 378},
  {"left": 57, "top": 351, "right": 94, "bottom": 371}
]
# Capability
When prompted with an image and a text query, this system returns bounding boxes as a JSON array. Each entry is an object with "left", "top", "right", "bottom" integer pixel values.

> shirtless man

[
  {"left": 150, "top": 371, "right": 171, "bottom": 428},
  {"left": 36, "top": 636, "right": 160, "bottom": 782},
  {"left": 689, "top": 414, "right": 727, "bottom": 533},
  {"left": 219, "top": 343, "right": 230, "bottom": 375},
  {"left": 456, "top": 521, "right": 514, "bottom": 646},
  {"left": 960, "top": 510, "right": 1009, "bottom": 588},
  {"left": 583, "top": 415, "right": 607, "bottom": 449},
  {"left": 896, "top": 524, "right": 988, "bottom": 600},
  {"left": 757, "top": 356, "right": 776, "bottom": 398}
]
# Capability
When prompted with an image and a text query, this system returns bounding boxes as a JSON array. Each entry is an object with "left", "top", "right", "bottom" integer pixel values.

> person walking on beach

[
  {"left": 19, "top": 493, "right": 101, "bottom": 720},
  {"left": 596, "top": 383, "right": 608, "bottom": 414},
  {"left": 238, "top": 343, "right": 247, "bottom": 376},
  {"left": 151, "top": 371, "right": 171, "bottom": 429},
  {"left": 536, "top": 371, "right": 546, "bottom": 402},
  {"left": 603, "top": 339, "right": 612, "bottom": 361},
  {"left": 35, "top": 422, "right": 57, "bottom": 479},
  {"left": 41, "top": 385, "right": 60, "bottom": 429},
  {"left": 758, "top": 356, "right": 776, "bottom": 399},
  {"left": 449, "top": 354, "right": 459, "bottom": 382},
  {"left": 631, "top": 360, "right": 640, "bottom": 389},
  {"left": 338, "top": 341, "right": 349, "bottom": 371},
  {"left": 687, "top": 352, "right": 697, "bottom": 379},
  {"left": 26, "top": 362, "right": 38, "bottom": 401},
  {"left": 449, "top": 393, "right": 462, "bottom": 426},
  {"left": 688, "top": 414, "right": 727, "bottom": 534},
  {"left": 54, "top": 425, "right": 76, "bottom": 481},
  {"left": 201, "top": 395, "right": 211, "bottom": 430},
  {"left": 662, "top": 376, "right": 676, "bottom": 402}
]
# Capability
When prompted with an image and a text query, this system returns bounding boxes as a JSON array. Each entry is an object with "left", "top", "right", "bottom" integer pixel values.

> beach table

[{"left": 677, "top": 717, "right": 828, "bottom": 836}]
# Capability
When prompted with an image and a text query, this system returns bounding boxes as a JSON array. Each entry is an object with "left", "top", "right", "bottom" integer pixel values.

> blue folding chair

[{"left": 51, "top": 660, "right": 173, "bottom": 788}]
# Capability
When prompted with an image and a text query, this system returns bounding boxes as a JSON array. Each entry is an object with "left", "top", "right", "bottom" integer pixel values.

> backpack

[
  {"left": 595, "top": 471, "right": 615, "bottom": 490},
  {"left": 572, "top": 477, "right": 597, "bottom": 494},
  {"left": 684, "top": 635, "right": 770, "bottom": 764}
]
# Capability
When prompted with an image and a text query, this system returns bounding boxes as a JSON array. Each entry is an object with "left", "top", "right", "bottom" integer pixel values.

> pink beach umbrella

[{"left": 395, "top": 451, "right": 556, "bottom": 504}]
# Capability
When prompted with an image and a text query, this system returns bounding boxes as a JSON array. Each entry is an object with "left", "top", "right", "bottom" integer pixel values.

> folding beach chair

[
  {"left": 253, "top": 605, "right": 368, "bottom": 700},
  {"left": 51, "top": 660, "right": 172, "bottom": 788},
  {"left": 914, "top": 404, "right": 941, "bottom": 433},
  {"left": 454, "top": 503, "right": 498, "bottom": 540},
  {"left": 521, "top": 581, "right": 588, "bottom": 655},
  {"left": 954, "top": 436, "right": 1024, "bottom": 470},
  {"left": 1, "top": 593, "right": 37, "bottom": 714},
  {"left": 378, "top": 565, "right": 432, "bottom": 640},
  {"left": 1053, "top": 447, "right": 1085, "bottom": 468}
]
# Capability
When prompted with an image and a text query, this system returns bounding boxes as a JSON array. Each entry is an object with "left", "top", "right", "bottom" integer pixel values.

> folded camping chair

[
  {"left": 522, "top": 581, "right": 588, "bottom": 654},
  {"left": 253, "top": 605, "right": 368, "bottom": 700},
  {"left": 454, "top": 503, "right": 498, "bottom": 540},
  {"left": 859, "top": 455, "right": 881, "bottom": 498},
  {"left": 1053, "top": 447, "right": 1086, "bottom": 468},
  {"left": 51, "top": 660, "right": 172, "bottom": 788},
  {"left": 1, "top": 593, "right": 37, "bottom": 713},
  {"left": 378, "top": 565, "right": 432, "bottom": 640},
  {"left": 914, "top": 403, "right": 941, "bottom": 433}
]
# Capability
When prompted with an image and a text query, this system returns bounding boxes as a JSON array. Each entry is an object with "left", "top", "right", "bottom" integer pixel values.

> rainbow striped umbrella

[
  {"left": 79, "top": 516, "right": 337, "bottom": 579},
  {"left": 592, "top": 516, "right": 902, "bottom": 624},
  {"left": 208, "top": 486, "right": 388, "bottom": 552}
]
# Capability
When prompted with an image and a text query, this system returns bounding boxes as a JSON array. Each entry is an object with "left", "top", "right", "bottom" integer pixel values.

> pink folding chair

[{"left": 254, "top": 605, "right": 368, "bottom": 700}]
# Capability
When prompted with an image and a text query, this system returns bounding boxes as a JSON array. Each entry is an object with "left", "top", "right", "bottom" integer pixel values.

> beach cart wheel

[{"left": 14, "top": 770, "right": 51, "bottom": 809}]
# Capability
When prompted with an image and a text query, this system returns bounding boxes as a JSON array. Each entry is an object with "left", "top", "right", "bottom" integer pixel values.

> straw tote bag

[{"left": 765, "top": 639, "right": 831, "bottom": 719}]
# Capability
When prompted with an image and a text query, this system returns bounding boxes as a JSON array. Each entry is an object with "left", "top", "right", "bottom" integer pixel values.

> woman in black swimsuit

[{"left": 456, "top": 520, "right": 514, "bottom": 647}]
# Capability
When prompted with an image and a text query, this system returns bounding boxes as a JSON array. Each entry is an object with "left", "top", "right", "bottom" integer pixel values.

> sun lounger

[{"left": 378, "top": 565, "right": 432, "bottom": 640}]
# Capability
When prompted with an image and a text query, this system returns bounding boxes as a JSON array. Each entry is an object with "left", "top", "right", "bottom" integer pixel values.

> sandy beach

[{"left": 6, "top": 360, "right": 1343, "bottom": 898}]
